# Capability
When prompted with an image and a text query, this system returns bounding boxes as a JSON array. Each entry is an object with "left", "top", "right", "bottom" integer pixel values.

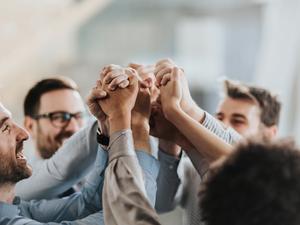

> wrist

[
  {"left": 132, "top": 117, "right": 150, "bottom": 132},
  {"left": 108, "top": 112, "right": 131, "bottom": 134},
  {"left": 132, "top": 126, "right": 151, "bottom": 154},
  {"left": 164, "top": 103, "right": 182, "bottom": 122},
  {"left": 184, "top": 101, "right": 205, "bottom": 123}
]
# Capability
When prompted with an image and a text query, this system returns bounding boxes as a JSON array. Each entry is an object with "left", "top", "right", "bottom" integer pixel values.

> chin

[{"left": 15, "top": 163, "right": 33, "bottom": 182}]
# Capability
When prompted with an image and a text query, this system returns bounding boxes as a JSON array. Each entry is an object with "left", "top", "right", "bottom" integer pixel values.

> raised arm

[
  {"left": 16, "top": 66, "right": 130, "bottom": 200},
  {"left": 93, "top": 69, "right": 161, "bottom": 225},
  {"left": 159, "top": 67, "right": 234, "bottom": 162}
]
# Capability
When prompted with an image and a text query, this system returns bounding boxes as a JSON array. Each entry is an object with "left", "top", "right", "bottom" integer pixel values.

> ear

[
  {"left": 24, "top": 116, "right": 36, "bottom": 137},
  {"left": 264, "top": 125, "right": 278, "bottom": 140}
]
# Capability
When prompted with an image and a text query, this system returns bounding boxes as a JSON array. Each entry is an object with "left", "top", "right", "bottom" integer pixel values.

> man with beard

[
  {"left": 0, "top": 68, "right": 159, "bottom": 224},
  {"left": 16, "top": 77, "right": 86, "bottom": 198},
  {"left": 0, "top": 101, "right": 104, "bottom": 224}
]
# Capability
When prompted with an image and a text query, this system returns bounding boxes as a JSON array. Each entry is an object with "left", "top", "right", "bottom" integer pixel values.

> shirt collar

[{"left": 0, "top": 197, "right": 20, "bottom": 218}]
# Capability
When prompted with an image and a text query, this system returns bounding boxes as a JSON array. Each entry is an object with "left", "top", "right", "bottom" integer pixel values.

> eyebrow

[
  {"left": 0, "top": 117, "right": 9, "bottom": 129},
  {"left": 231, "top": 114, "right": 247, "bottom": 120}
]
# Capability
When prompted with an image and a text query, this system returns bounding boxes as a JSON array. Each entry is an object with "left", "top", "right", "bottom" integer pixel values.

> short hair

[
  {"left": 24, "top": 77, "right": 79, "bottom": 117},
  {"left": 223, "top": 80, "right": 281, "bottom": 127},
  {"left": 200, "top": 139, "right": 300, "bottom": 225}
]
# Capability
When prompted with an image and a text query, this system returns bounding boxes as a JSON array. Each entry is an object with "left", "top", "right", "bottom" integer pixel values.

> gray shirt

[{"left": 155, "top": 112, "right": 241, "bottom": 225}]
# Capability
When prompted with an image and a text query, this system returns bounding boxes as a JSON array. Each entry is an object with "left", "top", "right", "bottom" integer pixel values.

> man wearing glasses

[{"left": 16, "top": 77, "right": 86, "bottom": 199}]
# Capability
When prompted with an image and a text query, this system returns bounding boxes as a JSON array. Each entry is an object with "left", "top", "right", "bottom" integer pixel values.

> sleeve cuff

[
  {"left": 108, "top": 129, "right": 135, "bottom": 162},
  {"left": 158, "top": 150, "right": 181, "bottom": 171}
]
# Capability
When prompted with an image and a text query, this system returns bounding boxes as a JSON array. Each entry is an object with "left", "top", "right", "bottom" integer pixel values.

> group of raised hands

[{"left": 87, "top": 58, "right": 233, "bottom": 164}]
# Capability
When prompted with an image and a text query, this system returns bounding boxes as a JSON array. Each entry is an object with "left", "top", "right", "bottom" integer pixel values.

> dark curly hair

[{"left": 200, "top": 139, "right": 300, "bottom": 225}]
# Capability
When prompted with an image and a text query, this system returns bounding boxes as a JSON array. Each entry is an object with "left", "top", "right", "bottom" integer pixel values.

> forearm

[
  {"left": 184, "top": 100, "right": 205, "bottom": 124},
  {"left": 167, "top": 106, "right": 233, "bottom": 162},
  {"left": 22, "top": 149, "right": 108, "bottom": 222},
  {"left": 132, "top": 118, "right": 151, "bottom": 154},
  {"left": 16, "top": 120, "right": 99, "bottom": 200},
  {"left": 103, "top": 130, "right": 160, "bottom": 225}
]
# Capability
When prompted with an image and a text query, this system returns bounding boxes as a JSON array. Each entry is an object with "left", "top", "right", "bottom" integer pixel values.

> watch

[{"left": 97, "top": 128, "right": 110, "bottom": 146}]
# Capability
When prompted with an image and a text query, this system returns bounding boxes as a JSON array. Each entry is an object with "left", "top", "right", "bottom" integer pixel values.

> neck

[{"left": 0, "top": 183, "right": 16, "bottom": 204}]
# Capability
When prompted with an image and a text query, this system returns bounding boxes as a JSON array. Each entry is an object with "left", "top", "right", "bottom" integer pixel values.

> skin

[
  {"left": 159, "top": 67, "right": 233, "bottom": 162},
  {"left": 216, "top": 96, "right": 277, "bottom": 139},
  {"left": 24, "top": 89, "right": 85, "bottom": 159},
  {"left": 0, "top": 103, "right": 32, "bottom": 203}
]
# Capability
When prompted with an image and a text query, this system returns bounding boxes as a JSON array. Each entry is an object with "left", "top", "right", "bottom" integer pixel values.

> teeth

[{"left": 16, "top": 151, "right": 26, "bottom": 160}]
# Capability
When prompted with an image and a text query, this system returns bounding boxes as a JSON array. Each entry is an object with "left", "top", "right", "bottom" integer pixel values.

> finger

[
  {"left": 128, "top": 63, "right": 142, "bottom": 70},
  {"left": 125, "top": 67, "right": 138, "bottom": 76},
  {"left": 155, "top": 58, "right": 175, "bottom": 68},
  {"left": 128, "top": 73, "right": 139, "bottom": 88},
  {"left": 154, "top": 63, "right": 173, "bottom": 76},
  {"left": 142, "top": 77, "right": 152, "bottom": 88},
  {"left": 138, "top": 65, "right": 156, "bottom": 81},
  {"left": 90, "top": 88, "right": 107, "bottom": 100},
  {"left": 118, "top": 80, "right": 130, "bottom": 89},
  {"left": 108, "top": 74, "right": 128, "bottom": 91},
  {"left": 156, "top": 67, "right": 172, "bottom": 86},
  {"left": 86, "top": 89, "right": 107, "bottom": 106},
  {"left": 101, "top": 64, "right": 122, "bottom": 79},
  {"left": 161, "top": 73, "right": 171, "bottom": 86},
  {"left": 171, "top": 67, "right": 182, "bottom": 80},
  {"left": 96, "top": 79, "right": 102, "bottom": 88},
  {"left": 125, "top": 68, "right": 143, "bottom": 83},
  {"left": 103, "top": 70, "right": 126, "bottom": 84}
]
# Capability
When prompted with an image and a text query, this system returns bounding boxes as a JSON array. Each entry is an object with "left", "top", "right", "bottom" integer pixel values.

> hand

[
  {"left": 100, "top": 64, "right": 131, "bottom": 90},
  {"left": 150, "top": 102, "right": 194, "bottom": 150},
  {"left": 150, "top": 102, "right": 179, "bottom": 141},
  {"left": 86, "top": 81, "right": 107, "bottom": 122},
  {"left": 159, "top": 67, "right": 183, "bottom": 120},
  {"left": 129, "top": 63, "right": 160, "bottom": 103},
  {"left": 155, "top": 59, "right": 204, "bottom": 122},
  {"left": 99, "top": 69, "right": 139, "bottom": 119}
]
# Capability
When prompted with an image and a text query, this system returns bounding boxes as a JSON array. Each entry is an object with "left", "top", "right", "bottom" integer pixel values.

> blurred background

[{"left": 1, "top": 0, "right": 300, "bottom": 223}]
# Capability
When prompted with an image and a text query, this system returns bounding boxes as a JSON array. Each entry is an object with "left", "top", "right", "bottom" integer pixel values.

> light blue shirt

[{"left": 0, "top": 128, "right": 159, "bottom": 224}]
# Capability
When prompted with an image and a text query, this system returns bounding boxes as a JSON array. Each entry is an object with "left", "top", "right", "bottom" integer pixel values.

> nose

[
  {"left": 16, "top": 125, "right": 29, "bottom": 142},
  {"left": 64, "top": 117, "right": 81, "bottom": 133},
  {"left": 221, "top": 119, "right": 230, "bottom": 129}
]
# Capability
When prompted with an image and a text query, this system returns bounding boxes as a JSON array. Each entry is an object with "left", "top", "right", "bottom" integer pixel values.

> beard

[
  {"left": 0, "top": 148, "right": 32, "bottom": 184},
  {"left": 36, "top": 124, "right": 74, "bottom": 159}
]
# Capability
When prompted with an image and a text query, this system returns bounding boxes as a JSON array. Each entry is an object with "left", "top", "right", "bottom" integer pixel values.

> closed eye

[{"left": 2, "top": 124, "right": 10, "bottom": 133}]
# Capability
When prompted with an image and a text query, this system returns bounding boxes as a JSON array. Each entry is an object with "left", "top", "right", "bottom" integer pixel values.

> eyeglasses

[{"left": 32, "top": 111, "right": 85, "bottom": 128}]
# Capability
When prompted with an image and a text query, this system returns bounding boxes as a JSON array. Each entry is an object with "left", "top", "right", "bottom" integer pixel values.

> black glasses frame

[{"left": 32, "top": 111, "right": 85, "bottom": 128}]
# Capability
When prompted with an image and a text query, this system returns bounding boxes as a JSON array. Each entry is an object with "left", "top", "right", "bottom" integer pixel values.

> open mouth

[{"left": 15, "top": 142, "right": 27, "bottom": 162}]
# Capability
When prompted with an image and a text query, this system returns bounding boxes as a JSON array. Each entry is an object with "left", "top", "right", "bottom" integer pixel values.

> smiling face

[
  {"left": 0, "top": 103, "right": 32, "bottom": 185},
  {"left": 25, "top": 89, "right": 85, "bottom": 159},
  {"left": 216, "top": 97, "right": 262, "bottom": 137}
]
